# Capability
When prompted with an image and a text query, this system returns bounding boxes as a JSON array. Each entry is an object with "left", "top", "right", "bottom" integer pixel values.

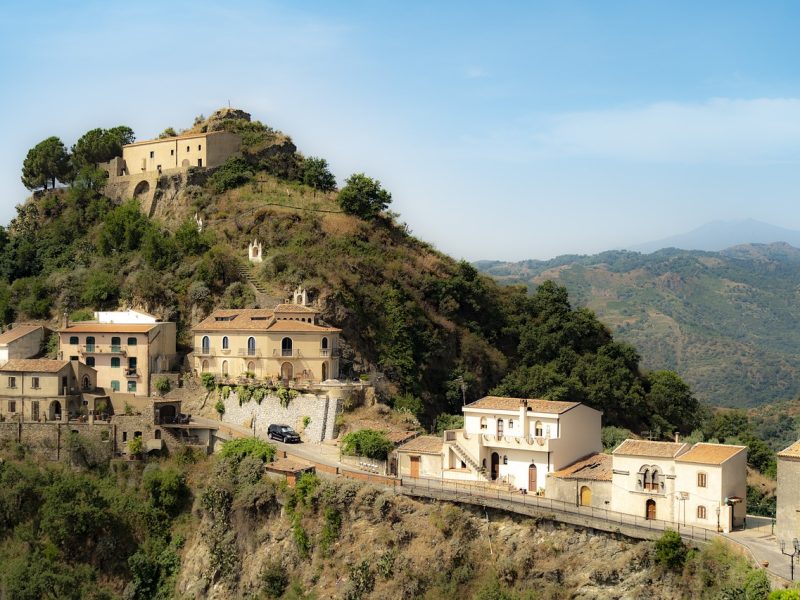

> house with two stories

[
  {"left": 58, "top": 311, "right": 177, "bottom": 397},
  {"left": 192, "top": 301, "right": 341, "bottom": 383},
  {"left": 611, "top": 439, "right": 746, "bottom": 533}
]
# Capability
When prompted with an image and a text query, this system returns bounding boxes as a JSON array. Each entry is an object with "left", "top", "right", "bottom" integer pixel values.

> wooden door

[
  {"left": 491, "top": 452, "right": 500, "bottom": 481},
  {"left": 646, "top": 499, "right": 656, "bottom": 520},
  {"left": 281, "top": 362, "right": 293, "bottom": 381},
  {"left": 528, "top": 464, "right": 537, "bottom": 492},
  {"left": 410, "top": 456, "right": 421, "bottom": 478},
  {"left": 580, "top": 485, "right": 592, "bottom": 506}
]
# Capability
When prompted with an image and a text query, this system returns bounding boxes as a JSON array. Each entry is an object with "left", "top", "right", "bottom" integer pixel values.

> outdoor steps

[
  {"left": 237, "top": 263, "right": 269, "bottom": 294},
  {"left": 449, "top": 440, "right": 490, "bottom": 482}
]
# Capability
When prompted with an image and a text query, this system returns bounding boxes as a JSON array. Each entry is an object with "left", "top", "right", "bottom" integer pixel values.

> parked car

[{"left": 268, "top": 424, "right": 301, "bottom": 443}]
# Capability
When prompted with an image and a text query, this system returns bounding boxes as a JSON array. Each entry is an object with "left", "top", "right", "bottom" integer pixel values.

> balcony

[
  {"left": 320, "top": 348, "right": 340, "bottom": 358},
  {"left": 194, "top": 346, "right": 214, "bottom": 356},
  {"left": 124, "top": 368, "right": 139, "bottom": 378},
  {"left": 274, "top": 349, "right": 303, "bottom": 358},
  {"left": 237, "top": 348, "right": 262, "bottom": 357},
  {"left": 80, "top": 344, "right": 127, "bottom": 356},
  {"left": 476, "top": 432, "right": 554, "bottom": 452}
]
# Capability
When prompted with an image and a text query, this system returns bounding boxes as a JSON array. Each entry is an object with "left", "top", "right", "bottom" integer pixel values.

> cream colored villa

[
  {"left": 104, "top": 130, "right": 241, "bottom": 176},
  {"left": 611, "top": 439, "right": 746, "bottom": 533},
  {"left": 0, "top": 359, "right": 98, "bottom": 421},
  {"left": 398, "top": 396, "right": 602, "bottom": 493},
  {"left": 58, "top": 313, "right": 177, "bottom": 397},
  {"left": 192, "top": 302, "right": 341, "bottom": 382}
]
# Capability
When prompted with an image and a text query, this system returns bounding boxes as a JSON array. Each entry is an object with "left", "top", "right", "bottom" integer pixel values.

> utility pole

[{"left": 780, "top": 538, "right": 799, "bottom": 581}]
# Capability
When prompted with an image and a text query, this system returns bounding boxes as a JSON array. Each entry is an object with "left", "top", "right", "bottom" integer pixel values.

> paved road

[{"left": 726, "top": 517, "right": 794, "bottom": 583}]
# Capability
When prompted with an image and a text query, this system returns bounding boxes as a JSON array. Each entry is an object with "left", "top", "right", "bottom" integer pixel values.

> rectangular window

[
  {"left": 8, "top": 400, "right": 16, "bottom": 413},
  {"left": 122, "top": 431, "right": 127, "bottom": 442},
  {"left": 697, "top": 505, "right": 707, "bottom": 519},
  {"left": 149, "top": 151, "right": 154, "bottom": 158},
  {"left": 111, "top": 380, "right": 120, "bottom": 391},
  {"left": 186, "top": 145, "right": 190, "bottom": 152},
  {"left": 697, "top": 473, "right": 707, "bottom": 488},
  {"left": 31, "top": 376, "right": 39, "bottom": 389},
  {"left": 127, "top": 337, "right": 137, "bottom": 346},
  {"left": 198, "top": 144, "right": 201, "bottom": 150},
  {"left": 111, "top": 357, "right": 120, "bottom": 368},
  {"left": 7, "top": 377, "right": 15, "bottom": 388},
  {"left": 170, "top": 149, "right": 174, "bottom": 155},
  {"left": 69, "top": 336, "right": 79, "bottom": 345},
  {"left": 31, "top": 401, "right": 39, "bottom": 421},
  {"left": 127, "top": 381, "right": 137, "bottom": 393}
]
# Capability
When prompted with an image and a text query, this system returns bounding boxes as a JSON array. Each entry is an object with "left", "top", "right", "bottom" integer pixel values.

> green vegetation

[
  {"left": 21, "top": 136, "right": 71, "bottom": 191},
  {"left": 654, "top": 530, "right": 687, "bottom": 571},
  {"left": 153, "top": 376, "right": 171, "bottom": 395},
  {"left": 219, "top": 438, "right": 276, "bottom": 464},
  {"left": 337, "top": 173, "right": 392, "bottom": 219},
  {"left": 340, "top": 429, "right": 394, "bottom": 460}
]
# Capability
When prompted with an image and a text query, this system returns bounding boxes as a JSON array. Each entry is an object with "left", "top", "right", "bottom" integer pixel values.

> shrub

[
  {"left": 207, "top": 157, "right": 254, "bottom": 193},
  {"left": 142, "top": 466, "right": 187, "bottom": 515},
  {"left": 220, "top": 438, "right": 275, "bottom": 464},
  {"left": 292, "top": 514, "right": 311, "bottom": 559},
  {"left": 260, "top": 561, "right": 289, "bottom": 598},
  {"left": 654, "top": 530, "right": 687, "bottom": 571},
  {"left": 153, "top": 376, "right": 171, "bottom": 395},
  {"left": 337, "top": 173, "right": 392, "bottom": 220},
  {"left": 393, "top": 394, "right": 423, "bottom": 418},
  {"left": 341, "top": 429, "right": 394, "bottom": 461},
  {"left": 276, "top": 386, "right": 298, "bottom": 408},
  {"left": 744, "top": 569, "right": 770, "bottom": 600},
  {"left": 214, "top": 399, "right": 225, "bottom": 417},
  {"left": 127, "top": 436, "right": 143, "bottom": 457},
  {"left": 601, "top": 426, "right": 632, "bottom": 452},
  {"left": 201, "top": 372, "right": 216, "bottom": 391},
  {"left": 435, "top": 413, "right": 464, "bottom": 433}
]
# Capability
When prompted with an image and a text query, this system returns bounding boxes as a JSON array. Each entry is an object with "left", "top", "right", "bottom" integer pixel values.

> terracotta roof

[
  {"left": 123, "top": 130, "right": 234, "bottom": 148},
  {"left": 551, "top": 453, "right": 612, "bottom": 481},
  {"left": 676, "top": 443, "right": 746, "bottom": 465},
  {"left": 0, "top": 359, "right": 71, "bottom": 373},
  {"left": 778, "top": 441, "right": 800, "bottom": 459},
  {"left": 465, "top": 396, "right": 580, "bottom": 414},
  {"left": 0, "top": 325, "right": 42, "bottom": 345},
  {"left": 274, "top": 304, "right": 319, "bottom": 314},
  {"left": 61, "top": 323, "right": 159, "bottom": 333},
  {"left": 194, "top": 308, "right": 339, "bottom": 332},
  {"left": 397, "top": 436, "right": 443, "bottom": 454},
  {"left": 613, "top": 439, "right": 689, "bottom": 458},
  {"left": 265, "top": 458, "right": 315, "bottom": 474}
]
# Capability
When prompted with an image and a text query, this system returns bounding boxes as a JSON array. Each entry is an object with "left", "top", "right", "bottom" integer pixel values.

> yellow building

[
  {"left": 0, "top": 359, "right": 98, "bottom": 421},
  {"left": 105, "top": 130, "right": 241, "bottom": 176},
  {"left": 58, "top": 320, "right": 177, "bottom": 397},
  {"left": 192, "top": 303, "right": 341, "bottom": 382}
]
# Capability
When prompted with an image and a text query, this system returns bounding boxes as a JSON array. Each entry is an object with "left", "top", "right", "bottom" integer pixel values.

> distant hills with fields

[{"left": 476, "top": 240, "right": 800, "bottom": 408}]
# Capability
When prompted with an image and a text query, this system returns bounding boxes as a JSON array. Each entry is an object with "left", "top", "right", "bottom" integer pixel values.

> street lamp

[
  {"left": 456, "top": 376, "right": 467, "bottom": 406},
  {"left": 780, "top": 538, "right": 800, "bottom": 581}
]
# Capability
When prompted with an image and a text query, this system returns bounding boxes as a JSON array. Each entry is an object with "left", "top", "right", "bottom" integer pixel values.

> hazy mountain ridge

[{"left": 476, "top": 242, "right": 800, "bottom": 407}]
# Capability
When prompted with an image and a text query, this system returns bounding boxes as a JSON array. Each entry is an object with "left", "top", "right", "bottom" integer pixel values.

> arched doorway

[
  {"left": 247, "top": 361, "right": 255, "bottom": 373},
  {"left": 528, "top": 464, "right": 537, "bottom": 492},
  {"left": 281, "top": 362, "right": 293, "bottom": 381},
  {"left": 82, "top": 376, "right": 91, "bottom": 391},
  {"left": 221, "top": 360, "right": 228, "bottom": 376},
  {"left": 580, "top": 485, "right": 592, "bottom": 507},
  {"left": 646, "top": 499, "right": 656, "bottom": 520},
  {"left": 50, "top": 400, "right": 62, "bottom": 421},
  {"left": 155, "top": 429, "right": 162, "bottom": 440},
  {"left": 160, "top": 404, "right": 176, "bottom": 422},
  {"left": 201, "top": 360, "right": 209, "bottom": 372},
  {"left": 133, "top": 180, "right": 150, "bottom": 199},
  {"left": 321, "top": 362, "right": 328, "bottom": 381},
  {"left": 181, "top": 159, "right": 190, "bottom": 167},
  {"left": 491, "top": 452, "right": 500, "bottom": 481}
]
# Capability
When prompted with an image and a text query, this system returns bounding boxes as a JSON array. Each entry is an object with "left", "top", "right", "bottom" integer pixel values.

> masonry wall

[
  {"left": 546, "top": 476, "right": 612, "bottom": 509},
  {"left": 222, "top": 391, "right": 342, "bottom": 442},
  {"left": 0, "top": 421, "right": 114, "bottom": 463}
]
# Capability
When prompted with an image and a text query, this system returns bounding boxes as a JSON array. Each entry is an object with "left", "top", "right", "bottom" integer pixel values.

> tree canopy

[
  {"left": 71, "top": 126, "right": 135, "bottom": 171},
  {"left": 337, "top": 173, "right": 391, "bottom": 219},
  {"left": 301, "top": 156, "right": 337, "bottom": 192},
  {"left": 21, "top": 136, "right": 71, "bottom": 191}
]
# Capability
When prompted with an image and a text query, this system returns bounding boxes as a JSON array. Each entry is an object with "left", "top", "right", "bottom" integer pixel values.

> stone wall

[
  {"left": 546, "top": 476, "right": 612, "bottom": 510},
  {"left": 0, "top": 421, "right": 114, "bottom": 463},
  {"left": 222, "top": 391, "right": 342, "bottom": 442}
]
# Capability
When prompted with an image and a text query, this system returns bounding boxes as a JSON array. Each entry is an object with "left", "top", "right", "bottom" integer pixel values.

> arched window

[
  {"left": 480, "top": 417, "right": 488, "bottom": 430},
  {"left": 247, "top": 337, "right": 256, "bottom": 356},
  {"left": 535, "top": 421, "right": 543, "bottom": 437},
  {"left": 321, "top": 337, "right": 329, "bottom": 350},
  {"left": 638, "top": 467, "right": 649, "bottom": 490},
  {"left": 281, "top": 337, "right": 293, "bottom": 357},
  {"left": 508, "top": 419, "right": 514, "bottom": 429},
  {"left": 650, "top": 469, "right": 660, "bottom": 491},
  {"left": 247, "top": 361, "right": 255, "bottom": 373},
  {"left": 222, "top": 336, "right": 229, "bottom": 350},
  {"left": 202, "top": 336, "right": 210, "bottom": 354},
  {"left": 222, "top": 360, "right": 229, "bottom": 376},
  {"left": 697, "top": 505, "right": 707, "bottom": 519}
]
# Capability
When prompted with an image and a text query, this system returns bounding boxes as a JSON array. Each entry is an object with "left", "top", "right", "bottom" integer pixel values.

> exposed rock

[{"left": 204, "top": 107, "right": 252, "bottom": 132}]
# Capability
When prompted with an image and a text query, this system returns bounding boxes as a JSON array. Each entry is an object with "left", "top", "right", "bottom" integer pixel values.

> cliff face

[{"left": 176, "top": 473, "right": 688, "bottom": 600}]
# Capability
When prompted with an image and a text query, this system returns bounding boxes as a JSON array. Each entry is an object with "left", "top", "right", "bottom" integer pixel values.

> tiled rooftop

[
  {"left": 464, "top": 396, "right": 580, "bottom": 414},
  {"left": 676, "top": 443, "right": 746, "bottom": 465},
  {"left": 551, "top": 452, "right": 612, "bottom": 481},
  {"left": 397, "top": 436, "right": 444, "bottom": 454},
  {"left": 0, "top": 359, "right": 71, "bottom": 373},
  {"left": 613, "top": 439, "right": 689, "bottom": 458},
  {"left": 0, "top": 324, "right": 42, "bottom": 345}
]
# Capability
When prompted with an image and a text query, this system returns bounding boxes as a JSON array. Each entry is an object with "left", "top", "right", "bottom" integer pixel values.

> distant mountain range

[
  {"left": 476, "top": 242, "right": 800, "bottom": 408},
  {"left": 627, "top": 219, "right": 800, "bottom": 253}
]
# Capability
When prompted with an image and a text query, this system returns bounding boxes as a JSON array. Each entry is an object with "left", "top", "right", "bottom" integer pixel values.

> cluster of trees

[{"left": 21, "top": 126, "right": 134, "bottom": 191}]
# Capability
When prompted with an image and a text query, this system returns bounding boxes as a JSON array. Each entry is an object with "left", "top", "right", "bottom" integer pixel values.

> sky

[{"left": 1, "top": 1, "right": 799, "bottom": 261}]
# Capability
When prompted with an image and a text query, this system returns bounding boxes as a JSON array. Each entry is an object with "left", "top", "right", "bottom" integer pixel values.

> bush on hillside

[
  {"left": 337, "top": 173, "right": 392, "bottom": 219},
  {"left": 654, "top": 530, "right": 687, "bottom": 572},
  {"left": 340, "top": 429, "right": 394, "bottom": 461},
  {"left": 220, "top": 438, "right": 276, "bottom": 464},
  {"left": 207, "top": 157, "right": 254, "bottom": 193}
]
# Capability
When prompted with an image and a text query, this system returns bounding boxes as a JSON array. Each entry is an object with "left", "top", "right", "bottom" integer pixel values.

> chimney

[
  {"left": 520, "top": 399, "right": 529, "bottom": 438},
  {"left": 674, "top": 432, "right": 680, "bottom": 443},
  {"left": 62, "top": 311, "right": 69, "bottom": 330}
]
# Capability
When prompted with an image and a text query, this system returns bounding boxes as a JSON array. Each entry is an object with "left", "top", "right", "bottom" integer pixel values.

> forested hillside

[{"left": 477, "top": 244, "right": 800, "bottom": 408}]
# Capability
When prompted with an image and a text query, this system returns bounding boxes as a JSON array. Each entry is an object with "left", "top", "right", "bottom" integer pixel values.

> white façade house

[
  {"left": 396, "top": 396, "right": 602, "bottom": 493},
  {"left": 611, "top": 440, "right": 746, "bottom": 533}
]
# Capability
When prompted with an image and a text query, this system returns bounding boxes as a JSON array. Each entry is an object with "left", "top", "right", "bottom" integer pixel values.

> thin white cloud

[
  {"left": 464, "top": 66, "right": 489, "bottom": 79},
  {"left": 533, "top": 98, "right": 800, "bottom": 164}
]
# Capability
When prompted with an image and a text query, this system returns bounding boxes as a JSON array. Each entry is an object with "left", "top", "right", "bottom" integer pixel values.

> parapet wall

[{"left": 0, "top": 421, "right": 115, "bottom": 462}]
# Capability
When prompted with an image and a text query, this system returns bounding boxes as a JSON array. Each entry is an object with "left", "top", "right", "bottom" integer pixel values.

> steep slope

[{"left": 476, "top": 244, "right": 800, "bottom": 407}]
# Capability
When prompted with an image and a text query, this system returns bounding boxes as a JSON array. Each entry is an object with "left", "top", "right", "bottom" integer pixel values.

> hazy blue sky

[{"left": 2, "top": 1, "right": 799, "bottom": 260}]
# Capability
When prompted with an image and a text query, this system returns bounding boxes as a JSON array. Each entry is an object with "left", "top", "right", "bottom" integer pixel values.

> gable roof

[
  {"left": 676, "top": 443, "right": 746, "bottom": 465},
  {"left": 613, "top": 439, "right": 689, "bottom": 458},
  {"left": 779, "top": 441, "right": 800, "bottom": 459},
  {"left": 61, "top": 323, "right": 160, "bottom": 334},
  {"left": 0, "top": 359, "right": 71, "bottom": 373},
  {"left": 397, "top": 436, "right": 444, "bottom": 455},
  {"left": 123, "top": 129, "right": 235, "bottom": 148},
  {"left": 0, "top": 325, "right": 43, "bottom": 345},
  {"left": 464, "top": 396, "right": 580, "bottom": 414},
  {"left": 551, "top": 453, "right": 612, "bottom": 481},
  {"left": 274, "top": 304, "right": 318, "bottom": 314}
]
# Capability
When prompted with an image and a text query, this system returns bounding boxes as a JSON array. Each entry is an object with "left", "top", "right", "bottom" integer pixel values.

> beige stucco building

[
  {"left": 611, "top": 439, "right": 746, "bottom": 533},
  {"left": 192, "top": 303, "right": 341, "bottom": 383},
  {"left": 105, "top": 130, "right": 241, "bottom": 177},
  {"left": 776, "top": 441, "right": 800, "bottom": 547},
  {"left": 0, "top": 324, "right": 48, "bottom": 364},
  {"left": 548, "top": 452, "right": 613, "bottom": 509},
  {"left": 58, "top": 317, "right": 177, "bottom": 397},
  {"left": 0, "top": 359, "right": 98, "bottom": 421}
]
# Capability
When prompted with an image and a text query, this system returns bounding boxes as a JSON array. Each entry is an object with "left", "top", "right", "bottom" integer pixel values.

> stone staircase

[
  {"left": 449, "top": 441, "right": 490, "bottom": 482},
  {"left": 237, "top": 263, "right": 269, "bottom": 294}
]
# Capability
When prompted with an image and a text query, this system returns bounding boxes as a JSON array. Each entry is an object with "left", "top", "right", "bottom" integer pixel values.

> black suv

[{"left": 268, "top": 424, "right": 301, "bottom": 443}]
